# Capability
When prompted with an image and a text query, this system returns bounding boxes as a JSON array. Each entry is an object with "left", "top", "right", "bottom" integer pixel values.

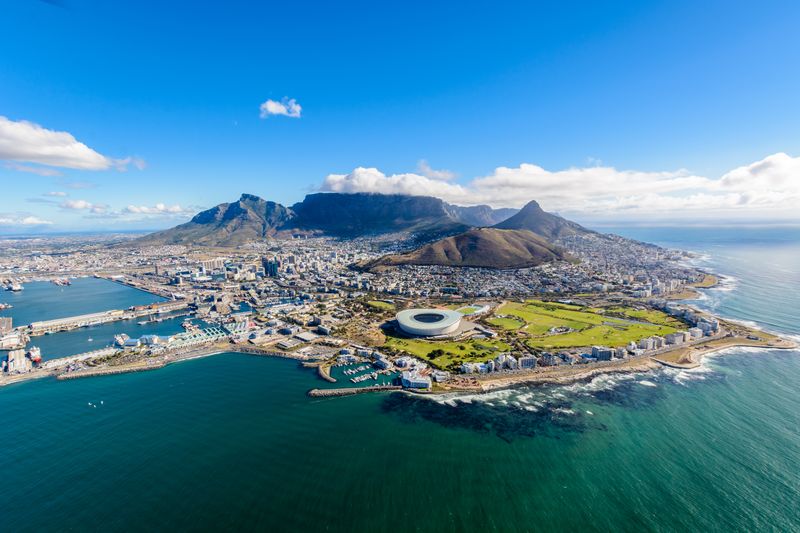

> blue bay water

[
  {"left": 0, "top": 277, "right": 165, "bottom": 327},
  {"left": 0, "top": 228, "right": 799, "bottom": 532},
  {"left": 1, "top": 277, "right": 169, "bottom": 360}
]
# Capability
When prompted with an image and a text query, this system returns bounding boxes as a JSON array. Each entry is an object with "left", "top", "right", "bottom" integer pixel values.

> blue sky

[{"left": 1, "top": 0, "right": 799, "bottom": 231}]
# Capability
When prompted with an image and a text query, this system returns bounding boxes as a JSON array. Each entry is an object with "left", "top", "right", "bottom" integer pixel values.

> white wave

[
  {"left": 781, "top": 333, "right": 800, "bottom": 345},
  {"left": 666, "top": 362, "right": 716, "bottom": 386},
  {"left": 552, "top": 407, "right": 576, "bottom": 415},
  {"left": 585, "top": 410, "right": 594, "bottom": 415},
  {"left": 559, "top": 371, "right": 637, "bottom": 395},
  {"left": 725, "top": 317, "right": 761, "bottom": 329},
  {"left": 639, "top": 380, "right": 657, "bottom": 387}
]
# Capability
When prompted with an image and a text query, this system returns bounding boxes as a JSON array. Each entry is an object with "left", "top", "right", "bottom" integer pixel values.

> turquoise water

[
  {"left": 29, "top": 314, "right": 192, "bottom": 361},
  {"left": 1, "top": 228, "right": 799, "bottom": 531},
  {"left": 0, "top": 277, "right": 164, "bottom": 327}
]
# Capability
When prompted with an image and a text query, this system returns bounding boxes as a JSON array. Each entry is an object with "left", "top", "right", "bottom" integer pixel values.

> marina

[
  {"left": 0, "top": 278, "right": 185, "bottom": 361},
  {"left": 0, "top": 277, "right": 165, "bottom": 327}
]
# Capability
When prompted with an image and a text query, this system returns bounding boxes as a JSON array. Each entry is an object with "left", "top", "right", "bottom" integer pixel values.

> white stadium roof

[{"left": 395, "top": 308, "right": 462, "bottom": 337}]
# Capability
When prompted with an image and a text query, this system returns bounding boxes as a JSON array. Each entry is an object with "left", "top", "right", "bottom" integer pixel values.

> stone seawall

[
  {"left": 57, "top": 363, "right": 165, "bottom": 380},
  {"left": 307, "top": 385, "right": 402, "bottom": 397}
]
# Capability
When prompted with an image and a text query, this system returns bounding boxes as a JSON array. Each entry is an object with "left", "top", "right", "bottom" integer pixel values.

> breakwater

[
  {"left": 307, "top": 385, "right": 401, "bottom": 397},
  {"left": 317, "top": 365, "right": 336, "bottom": 383},
  {"left": 57, "top": 362, "right": 166, "bottom": 380}
]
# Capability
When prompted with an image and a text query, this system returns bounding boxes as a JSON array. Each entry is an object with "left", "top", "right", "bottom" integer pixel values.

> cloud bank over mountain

[{"left": 321, "top": 153, "right": 800, "bottom": 221}]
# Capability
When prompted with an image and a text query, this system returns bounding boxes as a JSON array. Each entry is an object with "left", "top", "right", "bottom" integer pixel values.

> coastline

[
  {"left": 2, "top": 271, "right": 797, "bottom": 396},
  {"left": 2, "top": 321, "right": 797, "bottom": 393},
  {"left": 664, "top": 273, "right": 719, "bottom": 300},
  {"left": 0, "top": 343, "right": 312, "bottom": 387}
]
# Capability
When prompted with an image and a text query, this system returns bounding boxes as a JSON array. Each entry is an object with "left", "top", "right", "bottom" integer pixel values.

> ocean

[{"left": 0, "top": 227, "right": 798, "bottom": 532}]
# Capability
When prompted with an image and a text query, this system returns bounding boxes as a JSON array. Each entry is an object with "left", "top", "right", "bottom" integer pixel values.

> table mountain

[{"left": 136, "top": 192, "right": 517, "bottom": 246}]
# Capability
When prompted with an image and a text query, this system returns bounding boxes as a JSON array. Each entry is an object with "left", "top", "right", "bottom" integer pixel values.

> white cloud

[
  {"left": 44, "top": 191, "right": 68, "bottom": 197},
  {"left": 321, "top": 167, "right": 469, "bottom": 200},
  {"left": 319, "top": 152, "right": 800, "bottom": 221},
  {"left": 124, "top": 203, "right": 191, "bottom": 215},
  {"left": 4, "top": 162, "right": 63, "bottom": 176},
  {"left": 0, "top": 116, "right": 144, "bottom": 171},
  {"left": 417, "top": 160, "right": 456, "bottom": 181},
  {"left": 20, "top": 216, "right": 53, "bottom": 225},
  {"left": 0, "top": 214, "right": 53, "bottom": 226},
  {"left": 259, "top": 97, "right": 302, "bottom": 119},
  {"left": 60, "top": 199, "right": 108, "bottom": 214}
]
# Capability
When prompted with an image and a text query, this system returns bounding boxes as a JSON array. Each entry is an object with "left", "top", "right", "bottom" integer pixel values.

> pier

[
  {"left": 57, "top": 361, "right": 166, "bottom": 380},
  {"left": 42, "top": 347, "right": 119, "bottom": 370},
  {"left": 307, "top": 385, "right": 402, "bottom": 397},
  {"left": 26, "top": 300, "right": 190, "bottom": 336}
]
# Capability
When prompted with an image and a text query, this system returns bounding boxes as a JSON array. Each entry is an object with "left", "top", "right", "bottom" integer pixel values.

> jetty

[
  {"left": 26, "top": 300, "right": 190, "bottom": 336},
  {"left": 58, "top": 361, "right": 165, "bottom": 380},
  {"left": 307, "top": 384, "right": 401, "bottom": 397}
]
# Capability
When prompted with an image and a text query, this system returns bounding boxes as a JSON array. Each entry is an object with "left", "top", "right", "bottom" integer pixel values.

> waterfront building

[
  {"left": 401, "top": 370, "right": 431, "bottom": 389},
  {"left": 591, "top": 346, "right": 614, "bottom": 361},
  {"left": 518, "top": 356, "right": 537, "bottom": 369},
  {"left": 0, "top": 331, "right": 25, "bottom": 350},
  {"left": 665, "top": 332, "right": 685, "bottom": 345},
  {"left": 461, "top": 362, "right": 477, "bottom": 373},
  {"left": 5, "top": 349, "right": 32, "bottom": 373},
  {"left": 375, "top": 357, "right": 392, "bottom": 370},
  {"left": 431, "top": 370, "right": 450, "bottom": 383}
]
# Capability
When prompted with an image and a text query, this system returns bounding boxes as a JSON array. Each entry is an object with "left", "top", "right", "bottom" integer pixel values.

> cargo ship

[{"left": 27, "top": 347, "right": 42, "bottom": 365}]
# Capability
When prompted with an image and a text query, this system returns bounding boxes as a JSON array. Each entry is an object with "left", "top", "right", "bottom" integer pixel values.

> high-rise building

[{"left": 262, "top": 256, "right": 281, "bottom": 277}]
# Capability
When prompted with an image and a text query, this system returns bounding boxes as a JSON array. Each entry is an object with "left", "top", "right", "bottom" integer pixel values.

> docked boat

[{"left": 27, "top": 347, "right": 42, "bottom": 364}]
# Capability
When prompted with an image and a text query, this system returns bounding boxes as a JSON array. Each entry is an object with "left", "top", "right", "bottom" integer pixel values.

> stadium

[{"left": 395, "top": 308, "right": 463, "bottom": 337}]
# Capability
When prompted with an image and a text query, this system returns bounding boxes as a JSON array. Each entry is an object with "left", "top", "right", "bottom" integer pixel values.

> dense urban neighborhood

[{"left": 1, "top": 210, "right": 791, "bottom": 392}]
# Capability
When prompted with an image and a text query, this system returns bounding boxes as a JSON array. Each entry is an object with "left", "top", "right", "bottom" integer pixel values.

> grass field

[
  {"left": 366, "top": 300, "right": 395, "bottom": 311},
  {"left": 491, "top": 300, "right": 680, "bottom": 350},
  {"left": 691, "top": 274, "right": 719, "bottom": 288},
  {"left": 384, "top": 333, "right": 511, "bottom": 370},
  {"left": 485, "top": 315, "right": 526, "bottom": 330},
  {"left": 604, "top": 306, "right": 684, "bottom": 327}
]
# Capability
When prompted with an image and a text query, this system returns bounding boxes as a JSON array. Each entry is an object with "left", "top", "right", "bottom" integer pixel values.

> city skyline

[{"left": 2, "top": 0, "right": 800, "bottom": 231}]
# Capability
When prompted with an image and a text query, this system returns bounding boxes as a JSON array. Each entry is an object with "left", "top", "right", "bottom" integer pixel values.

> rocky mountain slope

[{"left": 361, "top": 227, "right": 571, "bottom": 271}]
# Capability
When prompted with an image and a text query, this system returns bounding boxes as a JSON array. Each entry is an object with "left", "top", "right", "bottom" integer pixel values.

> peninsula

[{"left": 1, "top": 193, "right": 795, "bottom": 394}]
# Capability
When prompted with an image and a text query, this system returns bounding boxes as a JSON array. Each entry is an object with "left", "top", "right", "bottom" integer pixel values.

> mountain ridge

[{"left": 136, "top": 192, "right": 519, "bottom": 246}]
